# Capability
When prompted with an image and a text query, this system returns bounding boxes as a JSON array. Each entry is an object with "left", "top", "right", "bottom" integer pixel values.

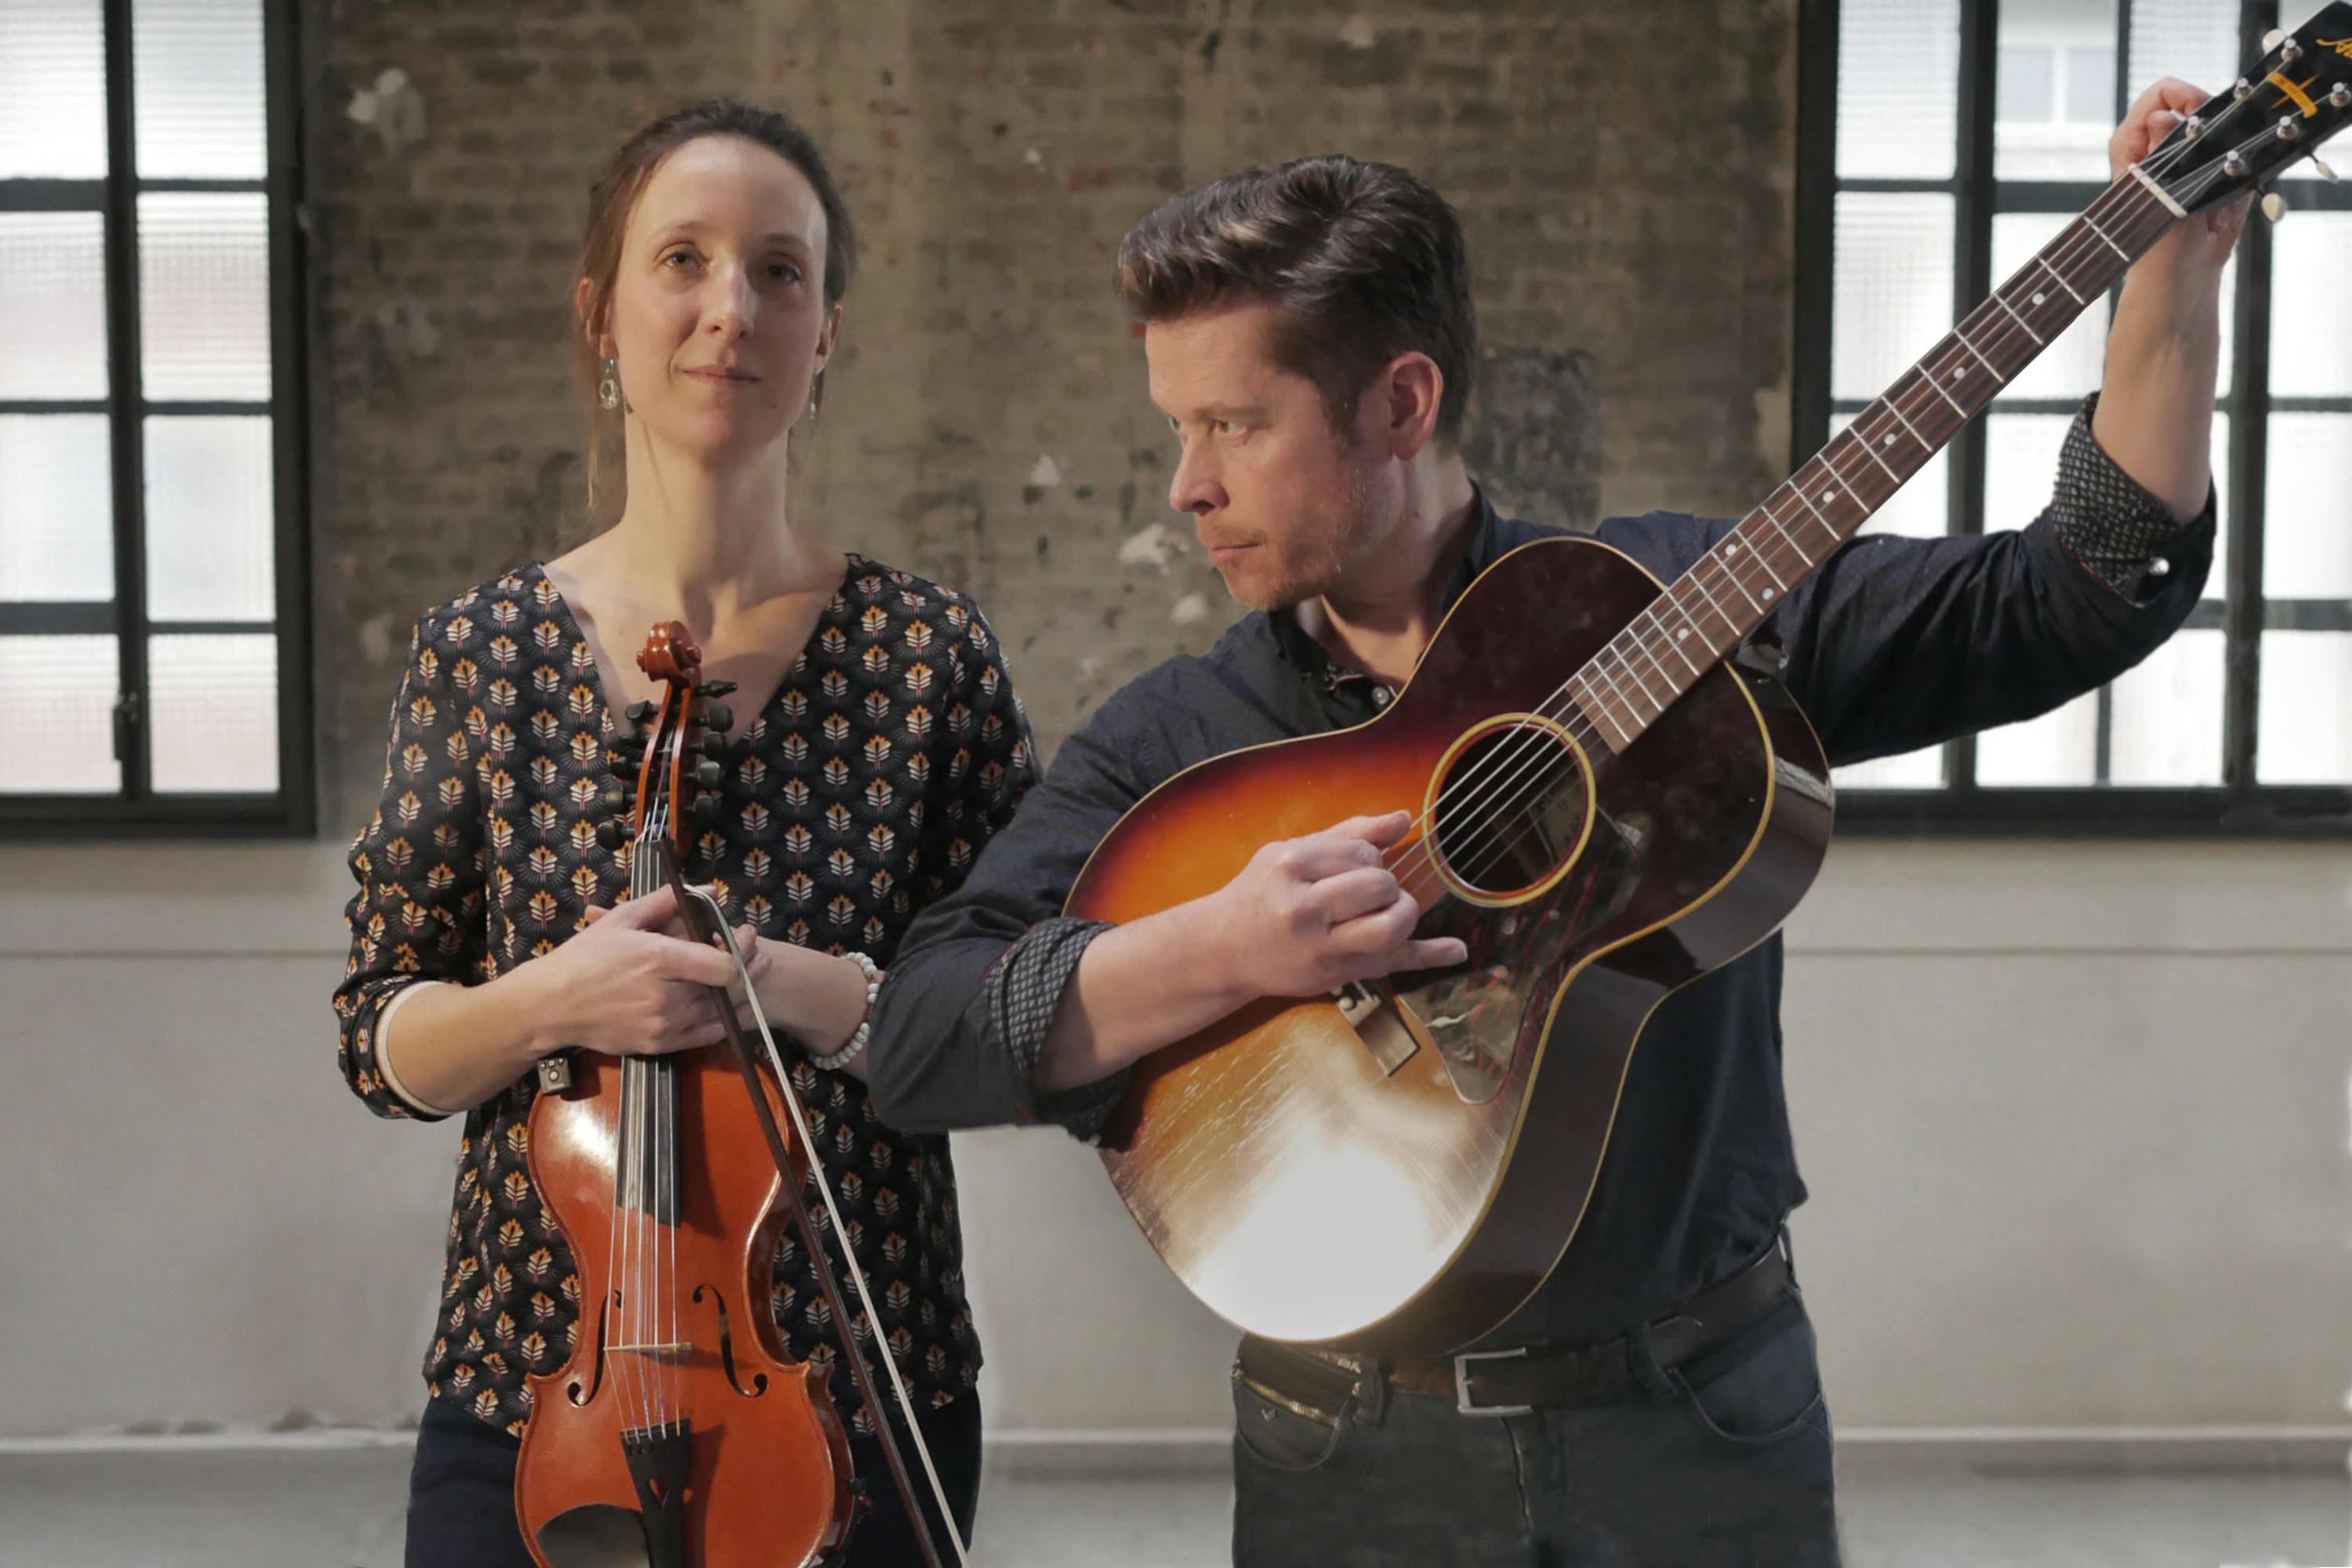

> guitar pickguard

[{"left": 1396, "top": 807, "right": 1646, "bottom": 1105}]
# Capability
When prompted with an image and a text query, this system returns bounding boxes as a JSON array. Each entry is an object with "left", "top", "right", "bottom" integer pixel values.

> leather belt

[{"left": 1388, "top": 1244, "right": 1791, "bottom": 1415}]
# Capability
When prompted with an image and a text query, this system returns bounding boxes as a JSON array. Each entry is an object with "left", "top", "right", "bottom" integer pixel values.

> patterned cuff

[
  {"left": 2049, "top": 392, "right": 2212, "bottom": 601},
  {"left": 985, "top": 916, "right": 1129, "bottom": 1142}
]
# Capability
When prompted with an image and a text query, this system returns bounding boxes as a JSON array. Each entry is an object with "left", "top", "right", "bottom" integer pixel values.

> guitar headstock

[
  {"left": 2136, "top": 5, "right": 2352, "bottom": 213},
  {"left": 591, "top": 622, "right": 737, "bottom": 867}
]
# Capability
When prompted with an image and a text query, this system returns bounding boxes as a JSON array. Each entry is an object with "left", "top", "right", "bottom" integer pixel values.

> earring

[
  {"left": 598, "top": 358, "right": 619, "bottom": 411},
  {"left": 806, "top": 394, "right": 819, "bottom": 426}
]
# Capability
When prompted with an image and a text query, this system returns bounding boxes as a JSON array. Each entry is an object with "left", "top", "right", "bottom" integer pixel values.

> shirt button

[
  {"left": 2147, "top": 557, "right": 2170, "bottom": 579},
  {"left": 1371, "top": 686, "right": 1394, "bottom": 709}
]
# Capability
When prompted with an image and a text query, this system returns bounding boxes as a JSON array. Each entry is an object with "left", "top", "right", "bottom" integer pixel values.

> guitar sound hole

[{"left": 1431, "top": 724, "right": 1591, "bottom": 899}]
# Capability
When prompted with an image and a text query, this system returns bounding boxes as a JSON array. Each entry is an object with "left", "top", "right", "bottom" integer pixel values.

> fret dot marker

[
  {"left": 1882, "top": 433, "right": 1896, "bottom": 445},
  {"left": 1677, "top": 628, "right": 1691, "bottom": 641},
  {"left": 2031, "top": 292, "right": 2045, "bottom": 305},
  {"left": 1762, "top": 588, "right": 1776, "bottom": 601},
  {"left": 1820, "top": 491, "right": 1834, "bottom": 503},
  {"left": 1726, "top": 544, "right": 1740, "bottom": 557},
  {"left": 1953, "top": 365, "right": 1967, "bottom": 378}
]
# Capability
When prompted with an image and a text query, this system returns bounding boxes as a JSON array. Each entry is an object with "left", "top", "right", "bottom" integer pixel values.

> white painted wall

[{"left": 1, "top": 836, "right": 2345, "bottom": 1439}]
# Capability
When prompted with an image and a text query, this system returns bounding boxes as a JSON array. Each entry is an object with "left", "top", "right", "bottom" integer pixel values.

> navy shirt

[{"left": 867, "top": 399, "right": 2212, "bottom": 1345}]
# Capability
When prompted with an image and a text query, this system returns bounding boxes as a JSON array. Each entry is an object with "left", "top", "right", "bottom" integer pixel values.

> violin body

[{"left": 517, "top": 1041, "right": 857, "bottom": 1568}]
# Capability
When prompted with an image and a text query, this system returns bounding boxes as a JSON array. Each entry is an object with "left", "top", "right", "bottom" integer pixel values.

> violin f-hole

[
  {"left": 690, "top": 1281, "right": 769, "bottom": 1399},
  {"left": 566, "top": 1290, "right": 615, "bottom": 1409}
]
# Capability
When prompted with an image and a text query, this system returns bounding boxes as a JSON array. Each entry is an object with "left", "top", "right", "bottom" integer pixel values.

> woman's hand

[{"left": 535, "top": 885, "right": 740, "bottom": 1058}]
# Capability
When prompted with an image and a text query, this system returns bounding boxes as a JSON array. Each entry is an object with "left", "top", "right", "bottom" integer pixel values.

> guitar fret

[
  {"left": 1882, "top": 391, "right": 1934, "bottom": 452},
  {"left": 1734, "top": 531, "right": 1790, "bottom": 594},
  {"left": 1684, "top": 568, "right": 1739, "bottom": 639},
  {"left": 1926, "top": 359, "right": 1969, "bottom": 416},
  {"left": 1657, "top": 612, "right": 1704, "bottom": 677},
  {"left": 1711, "top": 554, "right": 1766, "bottom": 615},
  {"left": 1566, "top": 672, "right": 1634, "bottom": 750},
  {"left": 1755, "top": 500, "right": 1813, "bottom": 564},
  {"left": 2082, "top": 212, "right": 2131, "bottom": 262},
  {"left": 1850, "top": 423, "right": 1905, "bottom": 487},
  {"left": 1953, "top": 326, "right": 2006, "bottom": 384},
  {"left": 2034, "top": 252, "right": 2086, "bottom": 304},
  {"left": 1992, "top": 291, "right": 2045, "bottom": 346}
]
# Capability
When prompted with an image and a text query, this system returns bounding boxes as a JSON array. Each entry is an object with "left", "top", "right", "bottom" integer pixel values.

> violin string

[{"left": 687, "top": 890, "right": 975, "bottom": 1567}]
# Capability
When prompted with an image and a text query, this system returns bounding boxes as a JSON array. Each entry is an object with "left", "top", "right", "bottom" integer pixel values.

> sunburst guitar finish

[{"left": 1065, "top": 535, "right": 1834, "bottom": 1361}]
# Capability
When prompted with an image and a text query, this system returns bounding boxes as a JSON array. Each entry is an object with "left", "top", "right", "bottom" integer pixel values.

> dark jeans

[
  {"left": 1232, "top": 1289, "right": 1839, "bottom": 1567},
  {"left": 404, "top": 1392, "right": 982, "bottom": 1567}
]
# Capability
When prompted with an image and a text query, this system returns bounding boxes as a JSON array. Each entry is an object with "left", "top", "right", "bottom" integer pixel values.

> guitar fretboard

[{"left": 1566, "top": 175, "right": 2183, "bottom": 753}]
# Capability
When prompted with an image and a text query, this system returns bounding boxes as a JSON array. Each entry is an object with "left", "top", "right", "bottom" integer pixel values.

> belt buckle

[{"left": 1453, "top": 1346, "right": 1533, "bottom": 1417}]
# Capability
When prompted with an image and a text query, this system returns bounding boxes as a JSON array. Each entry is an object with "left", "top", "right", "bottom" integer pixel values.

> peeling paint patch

[
  {"left": 1171, "top": 593, "right": 1210, "bottom": 626},
  {"left": 348, "top": 67, "right": 426, "bottom": 156},
  {"left": 1118, "top": 521, "right": 1175, "bottom": 570}
]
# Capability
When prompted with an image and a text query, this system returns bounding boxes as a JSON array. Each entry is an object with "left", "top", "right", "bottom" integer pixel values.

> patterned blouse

[{"left": 332, "top": 555, "right": 1036, "bottom": 1436}]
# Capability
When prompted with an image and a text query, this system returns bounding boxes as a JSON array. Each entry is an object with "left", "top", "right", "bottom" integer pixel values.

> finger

[
  {"left": 1386, "top": 936, "right": 1470, "bottom": 975},
  {"left": 595, "top": 884, "right": 681, "bottom": 932},
  {"left": 583, "top": 905, "right": 609, "bottom": 925},
  {"left": 1323, "top": 810, "right": 1415, "bottom": 849},
  {"left": 2111, "top": 78, "right": 2207, "bottom": 172},
  {"left": 651, "top": 935, "right": 739, "bottom": 989},
  {"left": 1307, "top": 865, "right": 1406, "bottom": 927},
  {"left": 1327, "top": 889, "right": 1426, "bottom": 956}
]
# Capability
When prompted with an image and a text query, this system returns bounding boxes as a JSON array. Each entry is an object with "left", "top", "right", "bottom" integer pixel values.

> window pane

[
  {"left": 1997, "top": 2, "right": 2116, "bottom": 180},
  {"left": 1834, "top": 413, "right": 1951, "bottom": 538},
  {"left": 2125, "top": 0, "right": 2238, "bottom": 107},
  {"left": 144, "top": 416, "right": 273, "bottom": 621},
  {"left": 2270, "top": 215, "right": 2352, "bottom": 397},
  {"left": 148, "top": 632, "right": 277, "bottom": 792},
  {"left": 2209, "top": 410, "right": 2232, "bottom": 592},
  {"left": 1985, "top": 411, "right": 2073, "bottom": 531},
  {"left": 1838, "top": 0, "right": 1961, "bottom": 180},
  {"left": 2065, "top": 45, "right": 2118, "bottom": 124},
  {"left": 133, "top": 0, "right": 267, "bottom": 180},
  {"left": 139, "top": 193, "right": 270, "bottom": 401},
  {"left": 0, "top": 0, "right": 107, "bottom": 178},
  {"left": 2257, "top": 632, "right": 2352, "bottom": 784},
  {"left": 2262, "top": 415, "right": 2352, "bottom": 601},
  {"left": 1977, "top": 688, "right": 2100, "bottom": 785},
  {"left": 0, "top": 634, "right": 118, "bottom": 793},
  {"left": 1835, "top": 746, "right": 1948, "bottom": 790},
  {"left": 0, "top": 212, "right": 110, "bottom": 400},
  {"left": 1833, "top": 194, "right": 1955, "bottom": 400},
  {"left": 0, "top": 415, "right": 114, "bottom": 601},
  {"left": 1990, "top": 212, "right": 2109, "bottom": 400},
  {"left": 2110, "top": 627, "right": 2223, "bottom": 785}
]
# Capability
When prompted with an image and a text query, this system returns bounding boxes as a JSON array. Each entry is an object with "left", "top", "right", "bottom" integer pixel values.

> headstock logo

[{"left": 2320, "top": 36, "right": 2352, "bottom": 60}]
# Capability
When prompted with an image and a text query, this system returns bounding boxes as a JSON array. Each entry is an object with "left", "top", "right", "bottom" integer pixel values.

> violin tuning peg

[
  {"left": 624, "top": 699, "right": 659, "bottom": 725},
  {"left": 595, "top": 819, "right": 627, "bottom": 852},
  {"left": 690, "top": 794, "right": 723, "bottom": 825},
  {"left": 697, "top": 681, "right": 738, "bottom": 699},
  {"left": 693, "top": 760, "right": 724, "bottom": 791},
  {"left": 695, "top": 731, "right": 729, "bottom": 760},
  {"left": 601, "top": 782, "right": 632, "bottom": 816},
  {"left": 700, "top": 702, "right": 734, "bottom": 735}
]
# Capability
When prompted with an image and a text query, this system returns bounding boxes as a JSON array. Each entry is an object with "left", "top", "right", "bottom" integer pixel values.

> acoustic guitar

[{"left": 1066, "top": 13, "right": 2352, "bottom": 1360}]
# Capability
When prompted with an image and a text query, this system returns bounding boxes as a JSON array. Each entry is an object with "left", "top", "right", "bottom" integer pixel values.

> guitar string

[{"left": 1387, "top": 124, "right": 2249, "bottom": 910}]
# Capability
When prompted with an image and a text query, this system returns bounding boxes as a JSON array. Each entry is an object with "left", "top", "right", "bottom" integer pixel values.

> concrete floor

[{"left": 0, "top": 1443, "right": 2343, "bottom": 1567}]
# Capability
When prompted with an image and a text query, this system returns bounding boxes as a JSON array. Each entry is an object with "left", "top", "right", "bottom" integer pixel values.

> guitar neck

[{"left": 1564, "top": 172, "right": 2183, "bottom": 755}]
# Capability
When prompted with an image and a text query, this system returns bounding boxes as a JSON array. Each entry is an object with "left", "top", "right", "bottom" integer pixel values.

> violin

[{"left": 515, "top": 622, "right": 957, "bottom": 1568}]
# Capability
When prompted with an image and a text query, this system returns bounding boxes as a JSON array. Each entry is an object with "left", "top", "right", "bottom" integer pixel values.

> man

[{"left": 867, "top": 82, "right": 2237, "bottom": 1565}]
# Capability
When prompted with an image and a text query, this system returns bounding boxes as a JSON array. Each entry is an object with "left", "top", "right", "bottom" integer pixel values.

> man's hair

[{"left": 1114, "top": 154, "right": 1478, "bottom": 448}]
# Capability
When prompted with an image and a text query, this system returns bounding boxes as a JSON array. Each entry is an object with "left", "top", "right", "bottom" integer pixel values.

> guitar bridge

[{"left": 1334, "top": 980, "right": 1432, "bottom": 1076}]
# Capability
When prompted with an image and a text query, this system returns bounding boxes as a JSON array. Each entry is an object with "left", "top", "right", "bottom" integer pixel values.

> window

[
  {"left": 1794, "top": 0, "right": 2352, "bottom": 833},
  {"left": 0, "top": 0, "right": 308, "bottom": 834}
]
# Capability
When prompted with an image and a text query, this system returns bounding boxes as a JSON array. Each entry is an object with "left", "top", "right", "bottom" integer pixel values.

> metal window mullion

[
  {"left": 2221, "top": 0, "right": 2278, "bottom": 798},
  {"left": 263, "top": 0, "right": 312, "bottom": 830},
  {"left": 1947, "top": 0, "right": 2002, "bottom": 799},
  {"left": 1791, "top": 0, "right": 1838, "bottom": 479},
  {"left": 100, "top": 0, "right": 150, "bottom": 804}
]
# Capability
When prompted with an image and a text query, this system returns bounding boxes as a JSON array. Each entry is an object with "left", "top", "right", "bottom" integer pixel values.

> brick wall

[{"left": 307, "top": 0, "right": 1795, "bottom": 833}]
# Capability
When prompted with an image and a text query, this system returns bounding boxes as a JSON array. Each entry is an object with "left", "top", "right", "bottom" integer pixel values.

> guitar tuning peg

[
  {"left": 2263, "top": 190, "right": 2288, "bottom": 223},
  {"left": 2262, "top": 28, "right": 2285, "bottom": 51},
  {"left": 2314, "top": 155, "right": 2339, "bottom": 183}
]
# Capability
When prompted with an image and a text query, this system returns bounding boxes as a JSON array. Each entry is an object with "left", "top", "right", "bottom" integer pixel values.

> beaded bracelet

[{"left": 808, "top": 949, "right": 883, "bottom": 1071}]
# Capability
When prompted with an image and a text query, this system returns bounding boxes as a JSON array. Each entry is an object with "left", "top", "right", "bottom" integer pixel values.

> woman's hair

[
  {"left": 1114, "top": 154, "right": 1476, "bottom": 449},
  {"left": 574, "top": 98, "right": 858, "bottom": 517}
]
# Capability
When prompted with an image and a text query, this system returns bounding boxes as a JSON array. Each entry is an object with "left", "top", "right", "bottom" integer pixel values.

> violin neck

[{"left": 616, "top": 835, "right": 681, "bottom": 1225}]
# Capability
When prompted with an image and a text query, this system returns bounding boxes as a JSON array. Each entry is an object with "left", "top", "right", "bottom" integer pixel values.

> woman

[{"left": 333, "top": 99, "right": 1027, "bottom": 1566}]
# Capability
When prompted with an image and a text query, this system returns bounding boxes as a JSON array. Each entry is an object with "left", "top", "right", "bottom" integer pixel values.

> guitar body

[{"left": 1067, "top": 534, "right": 1835, "bottom": 1359}]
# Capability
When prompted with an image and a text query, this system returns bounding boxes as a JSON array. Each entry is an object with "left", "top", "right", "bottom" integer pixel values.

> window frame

[
  {"left": 0, "top": 0, "right": 312, "bottom": 838},
  {"left": 1793, "top": 0, "right": 2352, "bottom": 838}
]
